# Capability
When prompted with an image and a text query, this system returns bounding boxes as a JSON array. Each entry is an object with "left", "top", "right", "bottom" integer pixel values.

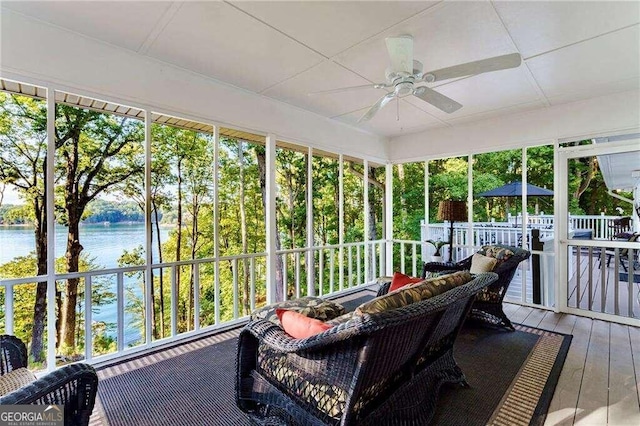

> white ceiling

[{"left": 2, "top": 1, "right": 639, "bottom": 138}]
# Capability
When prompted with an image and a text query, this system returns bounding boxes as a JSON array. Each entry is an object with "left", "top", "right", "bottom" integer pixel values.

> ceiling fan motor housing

[{"left": 395, "top": 82, "right": 414, "bottom": 97}]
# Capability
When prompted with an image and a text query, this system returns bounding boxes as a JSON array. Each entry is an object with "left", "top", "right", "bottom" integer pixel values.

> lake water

[
  {"left": 0, "top": 223, "right": 170, "bottom": 267},
  {"left": 0, "top": 224, "right": 171, "bottom": 347}
]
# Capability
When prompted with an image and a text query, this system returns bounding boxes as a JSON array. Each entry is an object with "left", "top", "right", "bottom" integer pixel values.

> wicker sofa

[
  {"left": 236, "top": 272, "right": 497, "bottom": 425},
  {"left": 379, "top": 245, "right": 530, "bottom": 330},
  {"left": 0, "top": 335, "right": 98, "bottom": 426}
]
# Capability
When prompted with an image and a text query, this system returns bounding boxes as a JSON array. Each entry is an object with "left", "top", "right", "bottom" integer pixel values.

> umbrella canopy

[
  {"left": 478, "top": 181, "right": 553, "bottom": 226},
  {"left": 478, "top": 181, "right": 554, "bottom": 198}
]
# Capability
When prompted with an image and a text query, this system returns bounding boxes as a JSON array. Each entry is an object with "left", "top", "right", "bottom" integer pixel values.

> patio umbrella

[{"left": 477, "top": 181, "right": 553, "bottom": 226}]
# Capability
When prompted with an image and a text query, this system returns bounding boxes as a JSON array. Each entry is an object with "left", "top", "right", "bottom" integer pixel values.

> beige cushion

[
  {"left": 470, "top": 253, "right": 498, "bottom": 274},
  {"left": 355, "top": 271, "right": 473, "bottom": 315},
  {"left": 0, "top": 368, "right": 36, "bottom": 396}
]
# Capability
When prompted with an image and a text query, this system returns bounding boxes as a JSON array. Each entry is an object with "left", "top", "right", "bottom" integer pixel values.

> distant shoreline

[{"left": 0, "top": 222, "right": 176, "bottom": 228}]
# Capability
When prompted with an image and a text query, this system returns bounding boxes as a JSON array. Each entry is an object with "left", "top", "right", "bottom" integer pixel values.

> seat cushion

[
  {"left": 470, "top": 253, "right": 498, "bottom": 274},
  {"left": 250, "top": 296, "right": 345, "bottom": 324},
  {"left": 480, "top": 246, "right": 515, "bottom": 261},
  {"left": 355, "top": 271, "right": 473, "bottom": 315},
  {"left": 0, "top": 367, "right": 36, "bottom": 396},
  {"left": 325, "top": 311, "right": 356, "bottom": 326},
  {"left": 276, "top": 309, "right": 332, "bottom": 339}
]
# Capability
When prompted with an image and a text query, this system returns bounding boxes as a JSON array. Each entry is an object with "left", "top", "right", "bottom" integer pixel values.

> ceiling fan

[{"left": 311, "top": 35, "right": 522, "bottom": 122}]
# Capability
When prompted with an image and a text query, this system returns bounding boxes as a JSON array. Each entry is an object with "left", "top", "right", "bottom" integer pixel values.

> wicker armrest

[
  {"left": 0, "top": 363, "right": 98, "bottom": 404},
  {"left": 0, "top": 335, "right": 28, "bottom": 374},
  {"left": 423, "top": 262, "right": 465, "bottom": 273},
  {"left": 377, "top": 281, "right": 392, "bottom": 297}
]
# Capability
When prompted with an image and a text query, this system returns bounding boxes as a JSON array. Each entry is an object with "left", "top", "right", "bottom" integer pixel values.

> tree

[
  {"left": 55, "top": 105, "right": 144, "bottom": 353},
  {"left": 0, "top": 93, "right": 48, "bottom": 362}
]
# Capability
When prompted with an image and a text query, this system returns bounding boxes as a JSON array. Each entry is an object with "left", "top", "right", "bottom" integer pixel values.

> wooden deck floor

[{"left": 504, "top": 303, "right": 640, "bottom": 425}]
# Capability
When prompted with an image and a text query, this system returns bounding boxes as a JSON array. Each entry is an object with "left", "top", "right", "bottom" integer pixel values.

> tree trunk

[
  {"left": 255, "top": 147, "right": 284, "bottom": 301},
  {"left": 574, "top": 156, "right": 597, "bottom": 200},
  {"left": 29, "top": 195, "right": 47, "bottom": 362},
  {"left": 154, "top": 206, "right": 165, "bottom": 338},
  {"left": 238, "top": 143, "right": 250, "bottom": 315},
  {"left": 60, "top": 215, "right": 83, "bottom": 354}
]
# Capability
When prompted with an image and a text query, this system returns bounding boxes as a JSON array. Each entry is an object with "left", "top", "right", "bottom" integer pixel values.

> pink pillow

[
  {"left": 389, "top": 271, "right": 423, "bottom": 292},
  {"left": 276, "top": 309, "right": 332, "bottom": 339}
]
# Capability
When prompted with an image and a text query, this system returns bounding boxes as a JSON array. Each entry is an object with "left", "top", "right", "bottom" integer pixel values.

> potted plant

[{"left": 426, "top": 239, "right": 449, "bottom": 262}]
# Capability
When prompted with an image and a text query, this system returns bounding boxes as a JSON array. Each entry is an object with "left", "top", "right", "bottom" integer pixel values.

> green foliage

[{"left": 1, "top": 89, "right": 636, "bottom": 361}]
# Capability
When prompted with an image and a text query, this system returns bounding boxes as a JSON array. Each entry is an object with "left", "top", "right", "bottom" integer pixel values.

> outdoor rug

[{"left": 90, "top": 297, "right": 571, "bottom": 425}]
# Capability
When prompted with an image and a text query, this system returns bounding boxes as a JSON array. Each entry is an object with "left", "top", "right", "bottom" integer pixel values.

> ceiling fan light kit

[{"left": 312, "top": 35, "right": 522, "bottom": 122}]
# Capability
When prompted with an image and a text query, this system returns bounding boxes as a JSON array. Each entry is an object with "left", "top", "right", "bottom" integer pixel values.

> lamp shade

[{"left": 437, "top": 200, "right": 467, "bottom": 222}]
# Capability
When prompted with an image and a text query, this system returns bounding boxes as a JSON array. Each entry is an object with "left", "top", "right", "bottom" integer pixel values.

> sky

[{"left": 1, "top": 186, "right": 22, "bottom": 205}]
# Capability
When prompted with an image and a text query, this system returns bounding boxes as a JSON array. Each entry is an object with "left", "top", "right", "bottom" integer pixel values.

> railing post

[
  {"left": 532, "top": 229, "right": 542, "bottom": 304},
  {"left": 385, "top": 163, "right": 393, "bottom": 275},
  {"left": 265, "top": 134, "right": 278, "bottom": 304},
  {"left": 306, "top": 147, "right": 314, "bottom": 296},
  {"left": 5, "top": 284, "right": 13, "bottom": 335}
]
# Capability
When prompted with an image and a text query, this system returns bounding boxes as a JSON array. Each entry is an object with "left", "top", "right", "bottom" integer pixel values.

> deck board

[
  {"left": 607, "top": 323, "right": 640, "bottom": 425},
  {"left": 521, "top": 307, "right": 547, "bottom": 328},
  {"left": 544, "top": 315, "right": 592, "bottom": 426},
  {"left": 574, "top": 320, "right": 609, "bottom": 425}
]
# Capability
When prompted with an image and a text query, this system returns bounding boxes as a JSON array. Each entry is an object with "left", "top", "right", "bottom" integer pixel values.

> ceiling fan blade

[
  {"left": 385, "top": 35, "right": 414, "bottom": 74},
  {"left": 423, "top": 53, "right": 522, "bottom": 83},
  {"left": 359, "top": 92, "right": 396, "bottom": 122},
  {"left": 413, "top": 86, "right": 462, "bottom": 114},
  {"left": 308, "top": 83, "right": 386, "bottom": 96}
]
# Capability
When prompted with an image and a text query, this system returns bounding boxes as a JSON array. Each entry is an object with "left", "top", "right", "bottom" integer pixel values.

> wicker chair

[
  {"left": 236, "top": 272, "right": 497, "bottom": 425},
  {"left": 0, "top": 335, "right": 98, "bottom": 426},
  {"left": 414, "top": 245, "right": 530, "bottom": 331}
]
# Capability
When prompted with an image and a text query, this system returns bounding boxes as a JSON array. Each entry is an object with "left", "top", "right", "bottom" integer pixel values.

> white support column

[
  {"left": 46, "top": 87, "right": 56, "bottom": 372},
  {"left": 265, "top": 134, "right": 278, "bottom": 303},
  {"left": 522, "top": 148, "right": 528, "bottom": 243},
  {"left": 144, "top": 110, "right": 153, "bottom": 344},
  {"left": 554, "top": 139, "right": 565, "bottom": 314},
  {"left": 423, "top": 161, "right": 429, "bottom": 260},
  {"left": 521, "top": 147, "right": 528, "bottom": 303},
  {"left": 467, "top": 155, "right": 473, "bottom": 249},
  {"left": 213, "top": 125, "right": 221, "bottom": 323},
  {"left": 338, "top": 155, "right": 344, "bottom": 290},
  {"left": 363, "top": 159, "right": 369, "bottom": 283},
  {"left": 385, "top": 163, "right": 393, "bottom": 275},
  {"left": 634, "top": 183, "right": 640, "bottom": 233},
  {"left": 306, "top": 147, "right": 314, "bottom": 296}
]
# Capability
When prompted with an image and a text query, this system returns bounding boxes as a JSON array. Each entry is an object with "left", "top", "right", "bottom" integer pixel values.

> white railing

[
  {"left": 0, "top": 241, "right": 387, "bottom": 369},
  {"left": 422, "top": 214, "right": 629, "bottom": 249},
  {"left": 566, "top": 240, "right": 639, "bottom": 323},
  {"left": 3, "top": 228, "right": 634, "bottom": 370}
]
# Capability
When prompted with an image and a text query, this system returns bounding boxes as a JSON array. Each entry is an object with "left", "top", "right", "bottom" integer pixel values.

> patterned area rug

[{"left": 90, "top": 300, "right": 570, "bottom": 425}]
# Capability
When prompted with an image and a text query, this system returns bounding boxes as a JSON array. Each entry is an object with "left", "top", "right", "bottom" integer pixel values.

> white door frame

[{"left": 556, "top": 137, "right": 640, "bottom": 326}]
